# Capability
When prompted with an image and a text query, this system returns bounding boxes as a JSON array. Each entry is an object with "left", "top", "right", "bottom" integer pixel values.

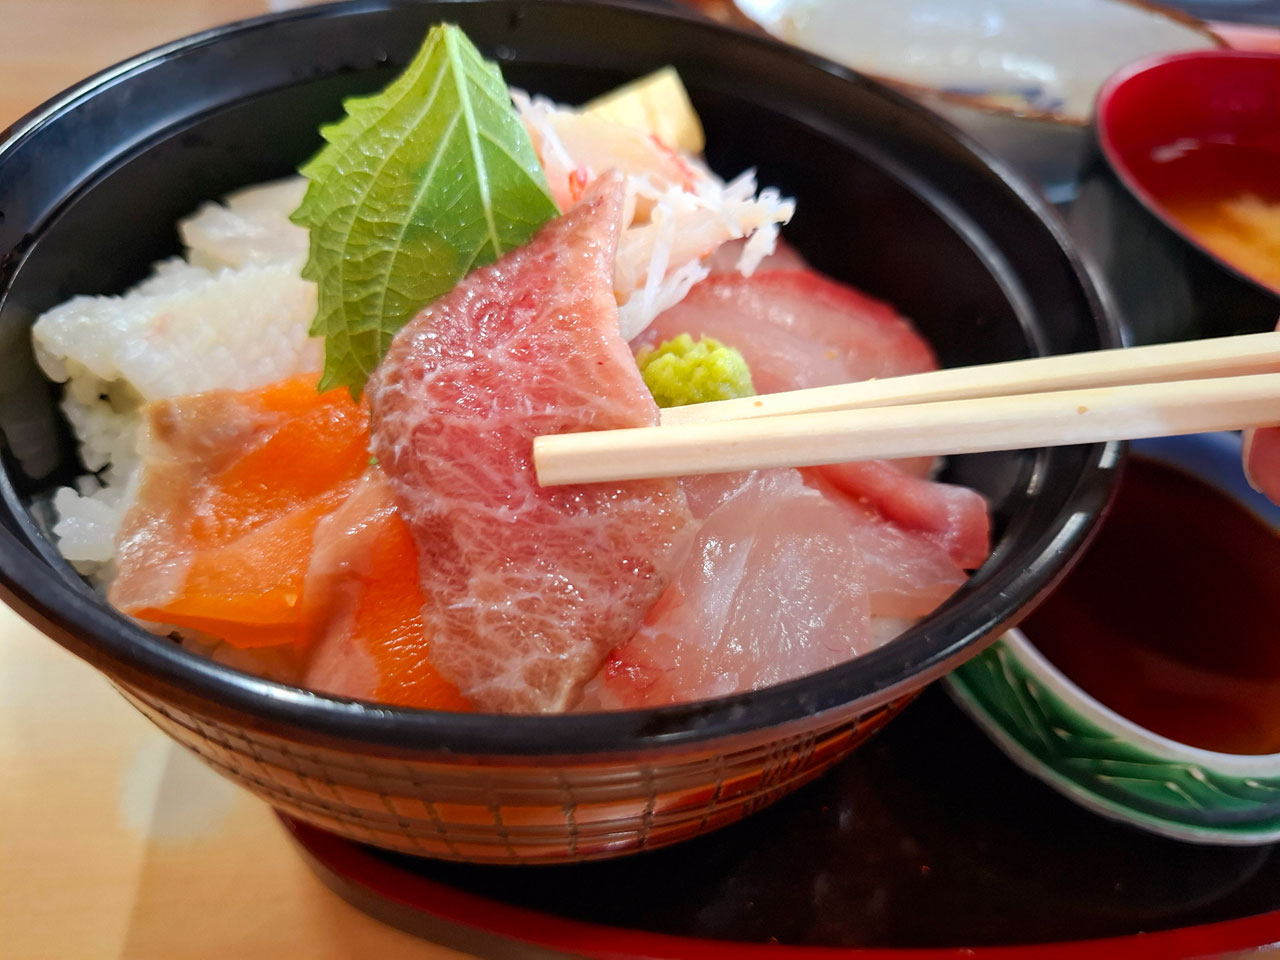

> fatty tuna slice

[{"left": 369, "top": 173, "right": 696, "bottom": 713}]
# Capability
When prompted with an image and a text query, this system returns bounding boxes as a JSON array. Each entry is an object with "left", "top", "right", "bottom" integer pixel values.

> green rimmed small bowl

[{"left": 947, "top": 433, "right": 1280, "bottom": 846}]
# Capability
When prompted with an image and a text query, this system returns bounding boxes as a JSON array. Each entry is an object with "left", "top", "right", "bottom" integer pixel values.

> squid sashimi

[
  {"left": 301, "top": 470, "right": 471, "bottom": 711},
  {"left": 368, "top": 174, "right": 696, "bottom": 713},
  {"left": 110, "top": 376, "right": 369, "bottom": 648}
]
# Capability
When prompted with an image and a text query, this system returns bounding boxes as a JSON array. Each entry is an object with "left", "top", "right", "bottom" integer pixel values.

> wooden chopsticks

[{"left": 532, "top": 332, "right": 1280, "bottom": 487}]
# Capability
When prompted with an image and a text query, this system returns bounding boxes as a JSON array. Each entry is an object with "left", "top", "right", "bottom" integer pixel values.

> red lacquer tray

[{"left": 285, "top": 689, "right": 1280, "bottom": 959}]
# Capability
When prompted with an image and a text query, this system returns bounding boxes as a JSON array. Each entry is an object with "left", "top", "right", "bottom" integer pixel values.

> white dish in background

[{"left": 735, "top": 0, "right": 1222, "bottom": 198}]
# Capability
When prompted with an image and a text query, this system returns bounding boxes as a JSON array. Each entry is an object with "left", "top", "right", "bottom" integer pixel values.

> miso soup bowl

[
  {"left": 1069, "top": 50, "right": 1280, "bottom": 345},
  {"left": 0, "top": 0, "right": 1118, "bottom": 864},
  {"left": 949, "top": 434, "right": 1280, "bottom": 846}
]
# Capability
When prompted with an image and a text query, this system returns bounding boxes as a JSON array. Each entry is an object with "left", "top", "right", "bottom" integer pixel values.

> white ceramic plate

[{"left": 735, "top": 0, "right": 1220, "bottom": 122}]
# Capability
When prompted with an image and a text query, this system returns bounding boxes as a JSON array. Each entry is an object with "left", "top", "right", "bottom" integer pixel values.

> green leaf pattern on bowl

[{"left": 949, "top": 639, "right": 1280, "bottom": 837}]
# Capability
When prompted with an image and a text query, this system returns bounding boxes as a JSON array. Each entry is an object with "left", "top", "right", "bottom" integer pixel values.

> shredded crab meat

[{"left": 513, "top": 90, "right": 795, "bottom": 340}]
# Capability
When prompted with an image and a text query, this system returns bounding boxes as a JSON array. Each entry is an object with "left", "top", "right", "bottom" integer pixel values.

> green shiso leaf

[{"left": 291, "top": 23, "right": 560, "bottom": 396}]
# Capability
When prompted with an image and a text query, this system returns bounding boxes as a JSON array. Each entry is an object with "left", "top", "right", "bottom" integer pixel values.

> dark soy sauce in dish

[{"left": 1025, "top": 455, "right": 1280, "bottom": 755}]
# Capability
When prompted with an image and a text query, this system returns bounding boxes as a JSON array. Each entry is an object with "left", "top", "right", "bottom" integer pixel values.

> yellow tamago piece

[{"left": 582, "top": 66, "right": 705, "bottom": 155}]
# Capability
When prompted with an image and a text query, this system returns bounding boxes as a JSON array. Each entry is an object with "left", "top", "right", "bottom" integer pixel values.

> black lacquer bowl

[{"left": 0, "top": 0, "right": 1118, "bottom": 864}]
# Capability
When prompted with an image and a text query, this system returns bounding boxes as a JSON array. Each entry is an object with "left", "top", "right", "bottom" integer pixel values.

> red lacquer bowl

[{"left": 1070, "top": 49, "right": 1280, "bottom": 344}]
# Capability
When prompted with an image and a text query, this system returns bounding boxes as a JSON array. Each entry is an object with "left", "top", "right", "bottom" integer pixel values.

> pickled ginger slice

[{"left": 369, "top": 173, "right": 696, "bottom": 713}]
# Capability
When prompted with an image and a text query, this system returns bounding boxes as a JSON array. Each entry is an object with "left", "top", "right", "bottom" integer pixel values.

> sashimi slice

[
  {"left": 704, "top": 237, "right": 807, "bottom": 275},
  {"left": 180, "top": 176, "right": 309, "bottom": 271},
  {"left": 636, "top": 269, "right": 937, "bottom": 394},
  {"left": 368, "top": 173, "right": 696, "bottom": 714},
  {"left": 582, "top": 466, "right": 966, "bottom": 711},
  {"left": 828, "top": 491, "right": 969, "bottom": 621},
  {"left": 110, "top": 376, "right": 370, "bottom": 647},
  {"left": 582, "top": 470, "right": 868, "bottom": 709},
  {"left": 814, "top": 461, "right": 990, "bottom": 570},
  {"left": 301, "top": 470, "right": 471, "bottom": 712},
  {"left": 638, "top": 268, "right": 989, "bottom": 560}
]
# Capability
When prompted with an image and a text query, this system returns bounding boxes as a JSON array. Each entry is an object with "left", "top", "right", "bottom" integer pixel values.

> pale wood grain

[{"left": 0, "top": 0, "right": 287, "bottom": 128}]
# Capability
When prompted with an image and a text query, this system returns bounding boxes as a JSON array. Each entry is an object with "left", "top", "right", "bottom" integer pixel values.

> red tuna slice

[
  {"left": 581, "top": 469, "right": 876, "bottom": 710},
  {"left": 300, "top": 469, "right": 472, "bottom": 712},
  {"left": 368, "top": 173, "right": 696, "bottom": 713}
]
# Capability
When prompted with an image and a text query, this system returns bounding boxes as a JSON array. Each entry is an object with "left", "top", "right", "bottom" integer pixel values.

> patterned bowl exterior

[
  {"left": 120, "top": 683, "right": 911, "bottom": 864},
  {"left": 947, "top": 632, "right": 1280, "bottom": 845}
]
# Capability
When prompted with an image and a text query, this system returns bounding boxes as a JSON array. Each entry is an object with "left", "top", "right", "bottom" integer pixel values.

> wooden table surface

[{"left": 0, "top": 7, "right": 475, "bottom": 959}]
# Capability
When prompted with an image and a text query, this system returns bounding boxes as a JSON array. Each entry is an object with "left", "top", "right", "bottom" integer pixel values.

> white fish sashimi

[
  {"left": 580, "top": 469, "right": 877, "bottom": 709},
  {"left": 581, "top": 466, "right": 970, "bottom": 710}
]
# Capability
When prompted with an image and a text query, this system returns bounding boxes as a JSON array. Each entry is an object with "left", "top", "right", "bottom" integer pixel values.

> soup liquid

[
  {"left": 1024, "top": 457, "right": 1280, "bottom": 755},
  {"left": 1140, "top": 140, "right": 1280, "bottom": 292}
]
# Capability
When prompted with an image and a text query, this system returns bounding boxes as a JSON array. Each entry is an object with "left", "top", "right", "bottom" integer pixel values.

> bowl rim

[
  {"left": 733, "top": 0, "right": 1226, "bottom": 128},
  {"left": 1095, "top": 47, "right": 1280, "bottom": 298},
  {"left": 0, "top": 0, "right": 1121, "bottom": 756}
]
